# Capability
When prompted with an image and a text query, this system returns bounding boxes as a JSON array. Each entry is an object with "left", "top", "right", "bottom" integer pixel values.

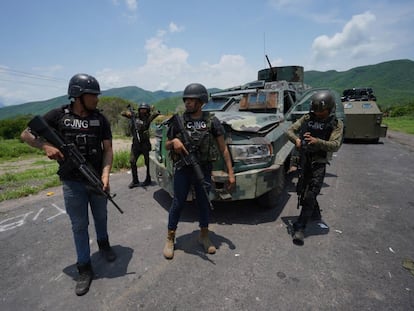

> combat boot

[
  {"left": 97, "top": 239, "right": 117, "bottom": 262},
  {"left": 292, "top": 229, "right": 305, "bottom": 246},
  {"left": 198, "top": 227, "right": 216, "bottom": 254},
  {"left": 75, "top": 261, "right": 94, "bottom": 296},
  {"left": 142, "top": 175, "right": 151, "bottom": 186},
  {"left": 163, "top": 230, "right": 175, "bottom": 259},
  {"left": 128, "top": 169, "right": 140, "bottom": 188}
]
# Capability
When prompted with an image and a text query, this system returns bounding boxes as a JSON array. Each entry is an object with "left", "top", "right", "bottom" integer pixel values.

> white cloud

[
  {"left": 97, "top": 25, "right": 256, "bottom": 92},
  {"left": 310, "top": 11, "right": 392, "bottom": 70},
  {"left": 169, "top": 22, "right": 184, "bottom": 33},
  {"left": 125, "top": 0, "right": 138, "bottom": 11},
  {"left": 111, "top": 0, "right": 137, "bottom": 11}
]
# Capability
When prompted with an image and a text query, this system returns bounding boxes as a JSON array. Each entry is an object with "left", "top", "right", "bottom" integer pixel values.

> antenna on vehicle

[{"left": 265, "top": 54, "right": 277, "bottom": 81}]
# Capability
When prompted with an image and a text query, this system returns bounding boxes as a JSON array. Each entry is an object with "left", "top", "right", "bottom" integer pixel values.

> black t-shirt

[{"left": 41, "top": 104, "right": 112, "bottom": 180}]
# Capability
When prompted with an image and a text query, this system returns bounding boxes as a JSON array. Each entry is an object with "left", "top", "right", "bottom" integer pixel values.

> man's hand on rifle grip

[
  {"left": 43, "top": 144, "right": 64, "bottom": 161},
  {"left": 170, "top": 138, "right": 189, "bottom": 155}
]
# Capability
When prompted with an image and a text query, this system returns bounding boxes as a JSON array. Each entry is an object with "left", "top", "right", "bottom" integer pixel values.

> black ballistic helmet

[
  {"left": 68, "top": 73, "right": 101, "bottom": 99},
  {"left": 139, "top": 103, "right": 150, "bottom": 110},
  {"left": 310, "top": 91, "right": 335, "bottom": 113},
  {"left": 182, "top": 83, "right": 209, "bottom": 103}
]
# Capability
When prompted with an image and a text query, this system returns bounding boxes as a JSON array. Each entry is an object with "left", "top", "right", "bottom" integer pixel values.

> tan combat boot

[
  {"left": 198, "top": 227, "right": 216, "bottom": 254},
  {"left": 163, "top": 230, "right": 175, "bottom": 259}
]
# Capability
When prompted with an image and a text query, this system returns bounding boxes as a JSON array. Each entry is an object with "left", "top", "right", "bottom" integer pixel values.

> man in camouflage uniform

[
  {"left": 286, "top": 90, "right": 343, "bottom": 245},
  {"left": 121, "top": 103, "right": 160, "bottom": 188}
]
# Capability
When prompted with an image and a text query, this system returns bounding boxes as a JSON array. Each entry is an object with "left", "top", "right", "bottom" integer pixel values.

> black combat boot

[
  {"left": 292, "top": 229, "right": 305, "bottom": 246},
  {"left": 75, "top": 262, "right": 93, "bottom": 296},
  {"left": 97, "top": 239, "right": 117, "bottom": 262},
  {"left": 128, "top": 169, "right": 140, "bottom": 188},
  {"left": 292, "top": 217, "right": 306, "bottom": 246},
  {"left": 311, "top": 202, "right": 322, "bottom": 221},
  {"left": 142, "top": 175, "right": 151, "bottom": 186}
]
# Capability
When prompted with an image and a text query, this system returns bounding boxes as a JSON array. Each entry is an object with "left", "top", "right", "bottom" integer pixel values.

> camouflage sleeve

[
  {"left": 285, "top": 115, "right": 307, "bottom": 144},
  {"left": 121, "top": 111, "right": 132, "bottom": 118},
  {"left": 314, "top": 119, "right": 344, "bottom": 152},
  {"left": 148, "top": 110, "right": 161, "bottom": 123}
]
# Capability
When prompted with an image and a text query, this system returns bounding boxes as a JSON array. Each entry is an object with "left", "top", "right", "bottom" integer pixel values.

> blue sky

[{"left": 0, "top": 0, "right": 413, "bottom": 107}]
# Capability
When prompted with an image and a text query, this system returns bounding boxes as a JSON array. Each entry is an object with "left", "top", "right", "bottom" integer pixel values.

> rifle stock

[
  {"left": 28, "top": 115, "right": 124, "bottom": 214},
  {"left": 169, "top": 114, "right": 213, "bottom": 209}
]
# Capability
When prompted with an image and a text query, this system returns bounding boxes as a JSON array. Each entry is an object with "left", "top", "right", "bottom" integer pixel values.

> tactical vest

[
  {"left": 172, "top": 112, "right": 220, "bottom": 163},
  {"left": 133, "top": 115, "right": 150, "bottom": 141},
  {"left": 56, "top": 106, "right": 105, "bottom": 176},
  {"left": 300, "top": 114, "right": 337, "bottom": 157}
]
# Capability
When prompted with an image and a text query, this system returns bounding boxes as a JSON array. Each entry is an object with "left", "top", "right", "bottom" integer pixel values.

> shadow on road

[
  {"left": 62, "top": 245, "right": 135, "bottom": 280},
  {"left": 153, "top": 188, "right": 291, "bottom": 226},
  {"left": 281, "top": 216, "right": 330, "bottom": 242},
  {"left": 175, "top": 229, "right": 236, "bottom": 264}
]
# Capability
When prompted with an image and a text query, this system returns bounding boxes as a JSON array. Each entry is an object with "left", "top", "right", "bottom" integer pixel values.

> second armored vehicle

[{"left": 341, "top": 88, "right": 387, "bottom": 143}]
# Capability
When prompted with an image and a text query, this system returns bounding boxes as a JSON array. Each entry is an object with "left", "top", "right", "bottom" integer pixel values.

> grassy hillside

[
  {"left": 0, "top": 86, "right": 179, "bottom": 120},
  {"left": 305, "top": 59, "right": 414, "bottom": 108}
]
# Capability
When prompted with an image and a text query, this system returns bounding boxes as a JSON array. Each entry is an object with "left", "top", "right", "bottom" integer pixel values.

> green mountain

[
  {"left": 305, "top": 59, "right": 414, "bottom": 107},
  {"left": 0, "top": 86, "right": 180, "bottom": 120},
  {"left": 1, "top": 59, "right": 412, "bottom": 120}
]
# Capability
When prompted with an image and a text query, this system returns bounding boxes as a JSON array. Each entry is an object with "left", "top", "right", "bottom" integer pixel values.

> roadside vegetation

[
  {"left": 0, "top": 97, "right": 412, "bottom": 202},
  {"left": 382, "top": 102, "right": 414, "bottom": 134}
]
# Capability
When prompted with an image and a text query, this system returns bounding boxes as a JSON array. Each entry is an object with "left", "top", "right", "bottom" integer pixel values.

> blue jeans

[
  {"left": 62, "top": 180, "right": 109, "bottom": 265},
  {"left": 168, "top": 164, "right": 212, "bottom": 230}
]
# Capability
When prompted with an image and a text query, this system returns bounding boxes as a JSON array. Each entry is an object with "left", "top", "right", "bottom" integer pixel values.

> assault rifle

[
  {"left": 127, "top": 104, "right": 141, "bottom": 143},
  {"left": 168, "top": 114, "right": 213, "bottom": 209},
  {"left": 28, "top": 115, "right": 124, "bottom": 214},
  {"left": 296, "top": 137, "right": 310, "bottom": 210}
]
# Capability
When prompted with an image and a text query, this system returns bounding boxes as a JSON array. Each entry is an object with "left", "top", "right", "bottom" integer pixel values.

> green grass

[
  {"left": 0, "top": 164, "right": 61, "bottom": 201},
  {"left": 383, "top": 116, "right": 414, "bottom": 135},
  {"left": 0, "top": 139, "right": 44, "bottom": 160},
  {"left": 0, "top": 138, "right": 146, "bottom": 202}
]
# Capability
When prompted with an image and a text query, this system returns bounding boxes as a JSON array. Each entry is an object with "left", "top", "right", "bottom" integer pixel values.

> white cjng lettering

[
  {"left": 63, "top": 119, "right": 89, "bottom": 129},
  {"left": 0, "top": 212, "right": 33, "bottom": 232},
  {"left": 46, "top": 203, "right": 66, "bottom": 221},
  {"left": 308, "top": 121, "right": 325, "bottom": 130},
  {"left": 0, "top": 203, "right": 66, "bottom": 233}
]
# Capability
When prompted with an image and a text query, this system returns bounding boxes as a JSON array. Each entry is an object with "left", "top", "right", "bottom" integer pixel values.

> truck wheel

[{"left": 257, "top": 166, "right": 286, "bottom": 209}]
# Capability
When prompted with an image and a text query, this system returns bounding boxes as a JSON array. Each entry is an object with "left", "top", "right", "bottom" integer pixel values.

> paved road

[{"left": 1, "top": 133, "right": 414, "bottom": 311}]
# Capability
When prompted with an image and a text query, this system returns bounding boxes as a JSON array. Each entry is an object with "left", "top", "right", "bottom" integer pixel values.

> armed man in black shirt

[
  {"left": 21, "top": 73, "right": 116, "bottom": 296},
  {"left": 162, "top": 83, "right": 235, "bottom": 259}
]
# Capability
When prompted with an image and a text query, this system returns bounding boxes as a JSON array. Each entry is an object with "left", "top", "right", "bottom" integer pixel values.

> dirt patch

[{"left": 112, "top": 138, "right": 132, "bottom": 152}]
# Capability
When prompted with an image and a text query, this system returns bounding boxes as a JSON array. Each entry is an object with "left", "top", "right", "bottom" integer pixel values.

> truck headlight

[{"left": 228, "top": 144, "right": 272, "bottom": 165}]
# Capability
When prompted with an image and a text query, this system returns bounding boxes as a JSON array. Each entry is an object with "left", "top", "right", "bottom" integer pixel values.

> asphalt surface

[{"left": 1, "top": 132, "right": 414, "bottom": 311}]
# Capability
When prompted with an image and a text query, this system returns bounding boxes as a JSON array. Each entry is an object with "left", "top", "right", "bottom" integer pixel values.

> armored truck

[
  {"left": 149, "top": 66, "right": 308, "bottom": 208},
  {"left": 341, "top": 88, "right": 387, "bottom": 143}
]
